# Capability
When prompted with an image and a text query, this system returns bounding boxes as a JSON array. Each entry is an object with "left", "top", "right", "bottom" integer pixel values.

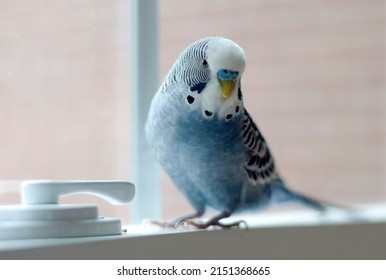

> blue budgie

[{"left": 146, "top": 37, "right": 328, "bottom": 229}]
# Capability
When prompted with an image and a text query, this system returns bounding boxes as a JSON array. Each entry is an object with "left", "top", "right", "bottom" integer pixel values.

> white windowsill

[{"left": 0, "top": 203, "right": 386, "bottom": 259}]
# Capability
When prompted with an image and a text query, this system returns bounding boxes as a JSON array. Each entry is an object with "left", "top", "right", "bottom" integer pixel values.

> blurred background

[{"left": 0, "top": 0, "right": 385, "bottom": 223}]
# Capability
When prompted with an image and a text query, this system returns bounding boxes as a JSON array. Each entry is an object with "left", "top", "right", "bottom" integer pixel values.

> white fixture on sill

[{"left": 0, "top": 180, "right": 135, "bottom": 240}]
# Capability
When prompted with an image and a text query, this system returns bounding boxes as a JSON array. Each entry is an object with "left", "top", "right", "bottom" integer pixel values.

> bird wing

[{"left": 242, "top": 109, "right": 279, "bottom": 185}]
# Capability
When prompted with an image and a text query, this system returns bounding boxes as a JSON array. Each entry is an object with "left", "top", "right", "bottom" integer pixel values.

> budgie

[{"left": 145, "top": 37, "right": 327, "bottom": 229}]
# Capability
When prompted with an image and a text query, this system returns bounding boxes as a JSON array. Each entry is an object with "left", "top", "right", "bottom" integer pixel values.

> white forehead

[{"left": 206, "top": 38, "right": 246, "bottom": 73}]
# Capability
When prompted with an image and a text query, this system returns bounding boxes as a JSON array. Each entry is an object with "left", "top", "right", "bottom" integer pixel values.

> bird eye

[{"left": 201, "top": 59, "right": 209, "bottom": 67}]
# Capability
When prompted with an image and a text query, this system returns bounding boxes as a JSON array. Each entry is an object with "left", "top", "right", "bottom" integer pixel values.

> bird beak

[
  {"left": 219, "top": 79, "right": 235, "bottom": 100},
  {"left": 217, "top": 69, "right": 239, "bottom": 100}
]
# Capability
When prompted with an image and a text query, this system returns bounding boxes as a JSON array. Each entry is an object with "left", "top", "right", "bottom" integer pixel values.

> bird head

[{"left": 163, "top": 37, "right": 246, "bottom": 122}]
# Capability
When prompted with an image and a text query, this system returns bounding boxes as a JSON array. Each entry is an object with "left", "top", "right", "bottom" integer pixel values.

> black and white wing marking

[{"left": 242, "top": 109, "right": 279, "bottom": 185}]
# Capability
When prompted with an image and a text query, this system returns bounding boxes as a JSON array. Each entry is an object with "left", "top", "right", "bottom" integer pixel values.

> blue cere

[{"left": 217, "top": 69, "right": 239, "bottom": 81}]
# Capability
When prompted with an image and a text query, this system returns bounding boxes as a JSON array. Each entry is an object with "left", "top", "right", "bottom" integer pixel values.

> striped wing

[{"left": 242, "top": 109, "right": 279, "bottom": 185}]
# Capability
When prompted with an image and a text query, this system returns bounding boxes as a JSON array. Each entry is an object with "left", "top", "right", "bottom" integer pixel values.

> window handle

[{"left": 21, "top": 180, "right": 135, "bottom": 205}]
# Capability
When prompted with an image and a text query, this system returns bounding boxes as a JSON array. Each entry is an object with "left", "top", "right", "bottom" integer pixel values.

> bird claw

[
  {"left": 142, "top": 218, "right": 175, "bottom": 228},
  {"left": 176, "top": 219, "right": 248, "bottom": 230},
  {"left": 143, "top": 218, "right": 248, "bottom": 230}
]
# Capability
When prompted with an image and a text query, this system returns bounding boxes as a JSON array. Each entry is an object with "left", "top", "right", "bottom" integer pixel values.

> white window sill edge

[{"left": 1, "top": 203, "right": 386, "bottom": 259}]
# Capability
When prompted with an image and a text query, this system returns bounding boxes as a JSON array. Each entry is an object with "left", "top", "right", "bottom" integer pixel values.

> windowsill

[{"left": 1, "top": 203, "right": 386, "bottom": 259}]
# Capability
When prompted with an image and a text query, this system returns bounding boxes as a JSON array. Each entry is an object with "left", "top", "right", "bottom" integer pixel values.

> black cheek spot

[
  {"left": 226, "top": 114, "right": 233, "bottom": 120},
  {"left": 235, "top": 106, "right": 240, "bottom": 113},
  {"left": 204, "top": 110, "right": 213, "bottom": 117},
  {"left": 187, "top": 95, "right": 195, "bottom": 104}
]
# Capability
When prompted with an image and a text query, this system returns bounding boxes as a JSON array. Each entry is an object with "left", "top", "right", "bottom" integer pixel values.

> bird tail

[{"left": 269, "top": 181, "right": 330, "bottom": 211}]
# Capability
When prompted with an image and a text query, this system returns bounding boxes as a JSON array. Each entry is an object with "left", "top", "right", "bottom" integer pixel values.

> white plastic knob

[
  {"left": 21, "top": 180, "right": 135, "bottom": 205},
  {"left": 0, "top": 180, "right": 136, "bottom": 240}
]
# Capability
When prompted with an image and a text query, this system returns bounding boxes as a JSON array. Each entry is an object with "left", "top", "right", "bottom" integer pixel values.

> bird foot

[
  {"left": 143, "top": 211, "right": 206, "bottom": 229},
  {"left": 143, "top": 218, "right": 248, "bottom": 230},
  {"left": 176, "top": 219, "right": 248, "bottom": 230},
  {"left": 142, "top": 218, "right": 175, "bottom": 228}
]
